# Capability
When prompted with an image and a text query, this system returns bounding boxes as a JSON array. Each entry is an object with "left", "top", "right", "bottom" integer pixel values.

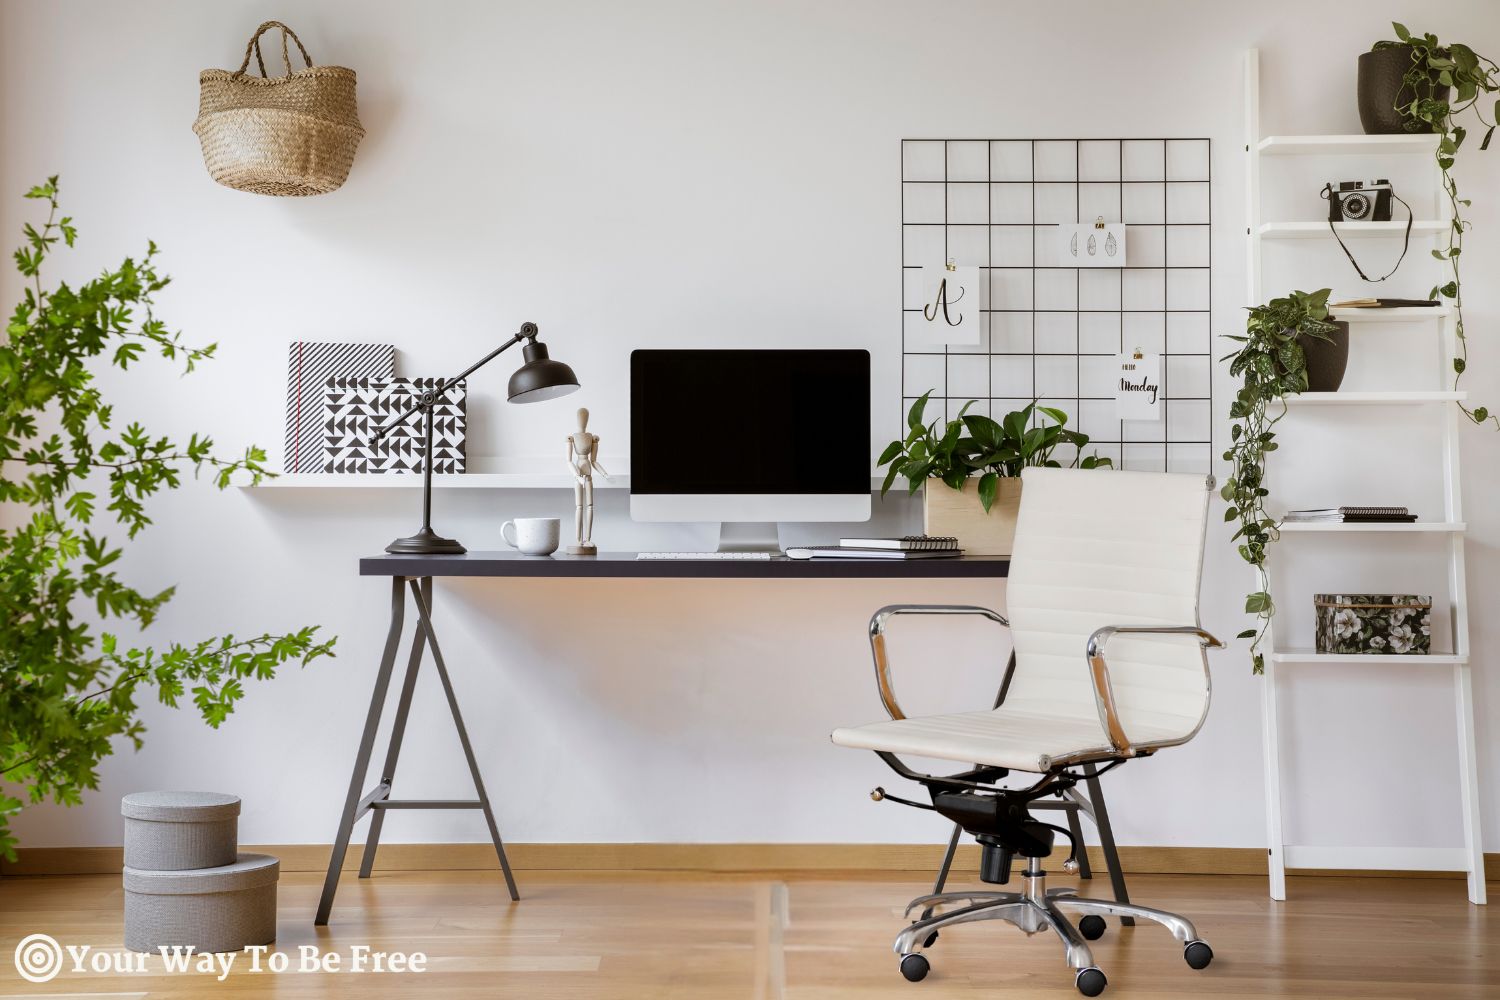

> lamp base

[{"left": 386, "top": 527, "right": 467, "bottom": 555}]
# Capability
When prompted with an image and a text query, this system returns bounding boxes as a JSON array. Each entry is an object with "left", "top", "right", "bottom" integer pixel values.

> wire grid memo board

[{"left": 900, "top": 138, "right": 1213, "bottom": 473}]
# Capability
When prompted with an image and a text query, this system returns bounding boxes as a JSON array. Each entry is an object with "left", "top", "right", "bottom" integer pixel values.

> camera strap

[{"left": 1320, "top": 184, "right": 1413, "bottom": 282}]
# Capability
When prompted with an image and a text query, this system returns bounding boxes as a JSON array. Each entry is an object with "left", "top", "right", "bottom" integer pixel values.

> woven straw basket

[{"left": 193, "top": 21, "right": 363, "bottom": 196}]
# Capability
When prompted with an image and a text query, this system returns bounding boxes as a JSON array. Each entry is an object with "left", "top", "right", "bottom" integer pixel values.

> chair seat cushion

[{"left": 832, "top": 707, "right": 1167, "bottom": 772}]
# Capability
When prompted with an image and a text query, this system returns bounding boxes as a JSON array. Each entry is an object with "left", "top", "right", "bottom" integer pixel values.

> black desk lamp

[{"left": 376, "top": 321, "right": 580, "bottom": 555}]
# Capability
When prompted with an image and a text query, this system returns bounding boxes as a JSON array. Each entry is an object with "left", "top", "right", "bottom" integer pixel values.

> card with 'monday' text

[{"left": 1115, "top": 352, "right": 1161, "bottom": 422}]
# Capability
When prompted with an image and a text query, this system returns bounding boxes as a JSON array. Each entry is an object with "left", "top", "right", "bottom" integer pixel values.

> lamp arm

[{"left": 373, "top": 323, "right": 538, "bottom": 442}]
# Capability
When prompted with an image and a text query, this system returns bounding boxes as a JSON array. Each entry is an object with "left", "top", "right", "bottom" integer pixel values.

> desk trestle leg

[
  {"left": 408, "top": 578, "right": 521, "bottom": 900},
  {"left": 358, "top": 578, "right": 430, "bottom": 879},
  {"left": 314, "top": 576, "right": 520, "bottom": 927},
  {"left": 316, "top": 577, "right": 406, "bottom": 925}
]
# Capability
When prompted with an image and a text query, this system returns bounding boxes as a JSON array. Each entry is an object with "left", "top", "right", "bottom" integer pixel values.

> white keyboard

[{"left": 637, "top": 551, "right": 774, "bottom": 561}]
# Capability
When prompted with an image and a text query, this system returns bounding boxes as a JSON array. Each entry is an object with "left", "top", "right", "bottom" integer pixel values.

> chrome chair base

[{"left": 892, "top": 868, "right": 1213, "bottom": 996}]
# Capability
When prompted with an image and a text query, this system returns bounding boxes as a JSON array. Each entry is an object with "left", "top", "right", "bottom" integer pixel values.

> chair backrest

[{"left": 1002, "top": 466, "right": 1213, "bottom": 749}]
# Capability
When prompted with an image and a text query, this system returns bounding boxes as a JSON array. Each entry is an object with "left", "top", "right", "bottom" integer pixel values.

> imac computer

[{"left": 631, "top": 349, "right": 871, "bottom": 553}]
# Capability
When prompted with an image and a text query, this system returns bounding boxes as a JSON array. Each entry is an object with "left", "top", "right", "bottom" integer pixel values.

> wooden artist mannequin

[{"left": 566, "top": 407, "right": 608, "bottom": 554}]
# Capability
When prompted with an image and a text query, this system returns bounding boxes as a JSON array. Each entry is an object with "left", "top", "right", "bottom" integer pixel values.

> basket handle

[{"left": 233, "top": 20, "right": 314, "bottom": 79}]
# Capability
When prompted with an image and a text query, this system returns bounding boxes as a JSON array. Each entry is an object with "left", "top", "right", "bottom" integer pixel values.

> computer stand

[{"left": 717, "top": 521, "right": 783, "bottom": 553}]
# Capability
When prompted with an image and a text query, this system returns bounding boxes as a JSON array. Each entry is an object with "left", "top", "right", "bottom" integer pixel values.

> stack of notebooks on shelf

[
  {"left": 785, "top": 535, "right": 962, "bottom": 560},
  {"left": 1328, "top": 298, "right": 1442, "bottom": 310},
  {"left": 1283, "top": 506, "right": 1418, "bottom": 524}
]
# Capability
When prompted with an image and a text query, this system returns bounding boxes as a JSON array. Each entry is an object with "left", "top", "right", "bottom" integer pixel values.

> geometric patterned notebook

[
  {"left": 321, "top": 377, "right": 467, "bottom": 474},
  {"left": 285, "top": 341, "right": 394, "bottom": 472}
]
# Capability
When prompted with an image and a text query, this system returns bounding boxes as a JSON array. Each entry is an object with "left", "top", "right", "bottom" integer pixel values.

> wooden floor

[{"left": 1, "top": 869, "right": 1495, "bottom": 998}]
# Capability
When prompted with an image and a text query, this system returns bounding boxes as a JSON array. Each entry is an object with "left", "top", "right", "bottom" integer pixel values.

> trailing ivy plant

[
  {"left": 0, "top": 178, "right": 335, "bottom": 860},
  {"left": 878, "top": 393, "right": 1110, "bottom": 513},
  {"left": 1221, "top": 289, "right": 1339, "bottom": 674},
  {"left": 1373, "top": 22, "right": 1500, "bottom": 429}
]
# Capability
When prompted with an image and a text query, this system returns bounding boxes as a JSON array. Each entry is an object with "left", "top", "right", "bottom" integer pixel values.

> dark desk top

[{"left": 360, "top": 551, "right": 1009, "bottom": 579}]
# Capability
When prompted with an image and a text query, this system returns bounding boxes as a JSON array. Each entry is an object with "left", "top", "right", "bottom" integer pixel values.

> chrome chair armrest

[
  {"left": 868, "top": 604, "right": 1011, "bottom": 720},
  {"left": 1084, "top": 625, "right": 1225, "bottom": 756}
]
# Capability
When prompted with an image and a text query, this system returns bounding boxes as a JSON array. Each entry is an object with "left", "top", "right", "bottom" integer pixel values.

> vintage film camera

[{"left": 1323, "top": 179, "right": 1395, "bottom": 222}]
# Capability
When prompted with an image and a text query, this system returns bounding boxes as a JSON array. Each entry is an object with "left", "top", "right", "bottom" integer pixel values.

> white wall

[{"left": 3, "top": 0, "right": 1497, "bottom": 855}]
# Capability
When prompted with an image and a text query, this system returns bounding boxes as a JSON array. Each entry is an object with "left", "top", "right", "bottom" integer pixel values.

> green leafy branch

[
  {"left": 1, "top": 629, "right": 334, "bottom": 841},
  {"left": 1375, "top": 22, "right": 1500, "bottom": 428},
  {"left": 1220, "top": 289, "right": 1337, "bottom": 673}
]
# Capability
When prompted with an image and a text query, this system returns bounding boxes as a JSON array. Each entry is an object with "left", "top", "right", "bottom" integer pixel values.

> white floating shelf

[
  {"left": 245, "top": 473, "right": 632, "bottom": 490},
  {"left": 1282, "top": 390, "right": 1465, "bottom": 406},
  {"left": 1257, "top": 134, "right": 1439, "bottom": 157},
  {"left": 1258, "top": 221, "right": 1448, "bottom": 240},
  {"left": 1330, "top": 306, "right": 1450, "bottom": 322},
  {"left": 1272, "top": 650, "right": 1466, "bottom": 666},
  {"left": 1278, "top": 521, "right": 1465, "bottom": 533},
  {"left": 244, "top": 474, "right": 894, "bottom": 490}
]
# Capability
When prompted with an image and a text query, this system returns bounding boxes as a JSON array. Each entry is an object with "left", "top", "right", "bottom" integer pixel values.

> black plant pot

[
  {"left": 1300, "top": 320, "right": 1350, "bottom": 392},
  {"left": 1358, "top": 46, "right": 1448, "bottom": 135}
]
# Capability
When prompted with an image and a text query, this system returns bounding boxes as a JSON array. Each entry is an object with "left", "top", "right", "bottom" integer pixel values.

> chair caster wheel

[
  {"left": 1075, "top": 967, "right": 1107, "bottom": 996},
  {"left": 899, "top": 953, "right": 930, "bottom": 982},
  {"left": 922, "top": 930, "right": 939, "bottom": 948},
  {"left": 1184, "top": 940, "right": 1213, "bottom": 970},
  {"left": 1078, "top": 915, "right": 1106, "bottom": 940}
]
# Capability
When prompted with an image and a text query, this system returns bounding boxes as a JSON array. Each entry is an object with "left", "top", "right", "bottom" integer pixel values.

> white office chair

[{"left": 832, "top": 467, "right": 1224, "bottom": 997}]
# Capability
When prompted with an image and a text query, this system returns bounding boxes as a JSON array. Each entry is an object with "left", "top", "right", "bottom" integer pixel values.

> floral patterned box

[{"left": 1314, "top": 594, "right": 1431, "bottom": 655}]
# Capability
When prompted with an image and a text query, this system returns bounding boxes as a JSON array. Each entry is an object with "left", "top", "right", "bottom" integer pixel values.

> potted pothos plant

[
  {"left": 1221, "top": 289, "right": 1340, "bottom": 674},
  {"left": 1360, "top": 23, "right": 1500, "bottom": 430},
  {"left": 877, "top": 394, "right": 1110, "bottom": 555}
]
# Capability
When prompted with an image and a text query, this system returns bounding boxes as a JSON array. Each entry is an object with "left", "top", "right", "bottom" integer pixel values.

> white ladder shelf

[{"left": 1244, "top": 49, "right": 1486, "bottom": 905}]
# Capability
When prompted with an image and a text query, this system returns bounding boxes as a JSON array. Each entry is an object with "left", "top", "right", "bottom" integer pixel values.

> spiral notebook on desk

[
  {"left": 785, "top": 546, "right": 964, "bottom": 560},
  {"left": 835, "top": 534, "right": 959, "bottom": 551}
]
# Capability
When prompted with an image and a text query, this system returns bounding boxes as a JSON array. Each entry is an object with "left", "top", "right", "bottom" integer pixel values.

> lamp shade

[{"left": 507, "top": 340, "right": 580, "bottom": 403}]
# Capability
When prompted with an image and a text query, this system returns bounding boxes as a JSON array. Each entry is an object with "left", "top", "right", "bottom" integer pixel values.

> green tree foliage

[{"left": 0, "top": 178, "right": 335, "bottom": 859}]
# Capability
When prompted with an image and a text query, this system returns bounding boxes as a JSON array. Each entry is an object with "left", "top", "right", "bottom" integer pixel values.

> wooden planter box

[{"left": 923, "top": 477, "right": 1022, "bottom": 556}]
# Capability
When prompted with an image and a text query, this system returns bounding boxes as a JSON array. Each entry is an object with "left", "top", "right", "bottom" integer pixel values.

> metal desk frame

[
  {"left": 315, "top": 551, "right": 1128, "bottom": 926},
  {"left": 315, "top": 575, "right": 518, "bottom": 924}
]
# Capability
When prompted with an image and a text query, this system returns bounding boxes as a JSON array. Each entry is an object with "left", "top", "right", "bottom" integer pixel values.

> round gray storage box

[
  {"left": 124, "top": 853, "right": 278, "bottom": 953},
  {"left": 121, "top": 791, "right": 239, "bottom": 871}
]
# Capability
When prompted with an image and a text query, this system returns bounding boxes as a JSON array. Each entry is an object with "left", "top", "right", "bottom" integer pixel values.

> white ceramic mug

[{"left": 501, "top": 517, "right": 560, "bottom": 556}]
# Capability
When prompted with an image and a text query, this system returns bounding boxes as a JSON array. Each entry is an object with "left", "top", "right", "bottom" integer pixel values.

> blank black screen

[{"left": 631, "top": 350, "right": 870, "bottom": 494}]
